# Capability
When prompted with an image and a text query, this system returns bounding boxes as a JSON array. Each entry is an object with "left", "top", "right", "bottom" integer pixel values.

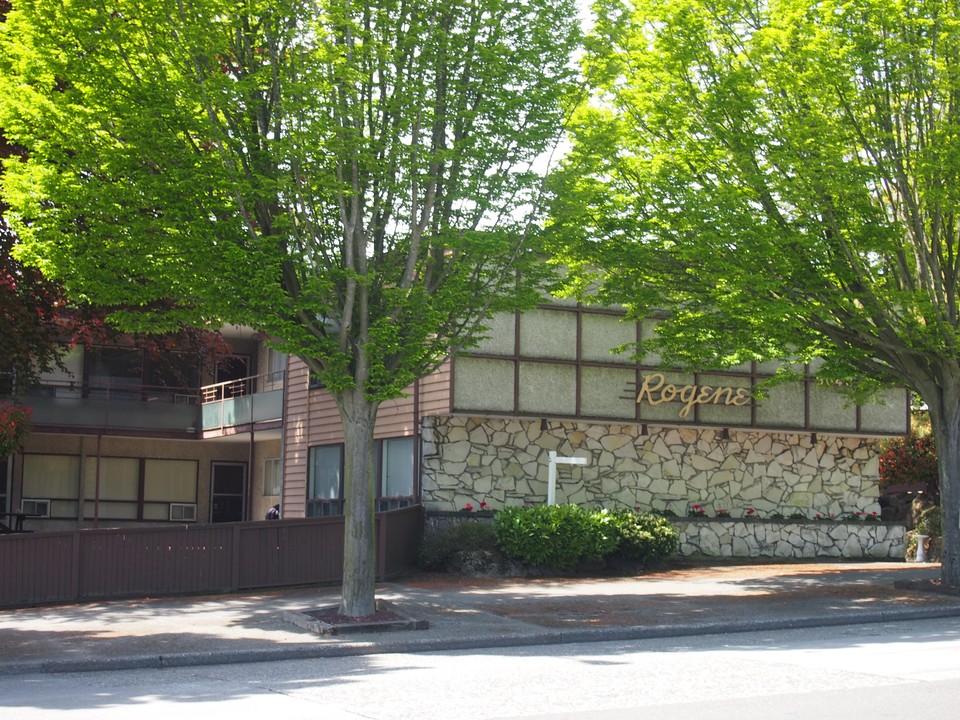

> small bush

[
  {"left": 609, "top": 509, "right": 679, "bottom": 563},
  {"left": 916, "top": 506, "right": 942, "bottom": 537},
  {"left": 493, "top": 504, "right": 676, "bottom": 570},
  {"left": 419, "top": 520, "right": 498, "bottom": 571},
  {"left": 494, "top": 504, "right": 618, "bottom": 569}
]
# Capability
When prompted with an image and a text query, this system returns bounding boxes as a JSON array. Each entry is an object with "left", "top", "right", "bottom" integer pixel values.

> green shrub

[
  {"left": 609, "top": 509, "right": 679, "bottom": 563},
  {"left": 494, "top": 504, "right": 618, "bottom": 569},
  {"left": 419, "top": 520, "right": 498, "bottom": 571},
  {"left": 916, "top": 506, "right": 942, "bottom": 537},
  {"left": 584, "top": 508, "right": 622, "bottom": 561}
]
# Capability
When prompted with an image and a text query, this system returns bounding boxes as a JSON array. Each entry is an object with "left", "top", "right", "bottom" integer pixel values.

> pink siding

[
  {"left": 281, "top": 359, "right": 310, "bottom": 517},
  {"left": 419, "top": 361, "right": 453, "bottom": 418},
  {"left": 281, "top": 358, "right": 453, "bottom": 514}
]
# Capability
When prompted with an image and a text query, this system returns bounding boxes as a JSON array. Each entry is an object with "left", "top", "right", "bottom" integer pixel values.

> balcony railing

[
  {"left": 200, "top": 371, "right": 284, "bottom": 432},
  {"left": 19, "top": 381, "right": 201, "bottom": 433}
]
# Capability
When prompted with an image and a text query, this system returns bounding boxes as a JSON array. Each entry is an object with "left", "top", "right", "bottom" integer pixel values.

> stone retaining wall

[
  {"left": 422, "top": 416, "right": 884, "bottom": 518},
  {"left": 676, "top": 519, "right": 906, "bottom": 559},
  {"left": 422, "top": 512, "right": 907, "bottom": 561}
]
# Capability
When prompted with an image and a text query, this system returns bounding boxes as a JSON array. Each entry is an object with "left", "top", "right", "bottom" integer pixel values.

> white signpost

[{"left": 546, "top": 450, "right": 589, "bottom": 506}]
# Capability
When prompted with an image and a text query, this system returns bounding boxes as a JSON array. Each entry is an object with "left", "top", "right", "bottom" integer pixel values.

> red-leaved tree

[{"left": 879, "top": 433, "right": 939, "bottom": 502}]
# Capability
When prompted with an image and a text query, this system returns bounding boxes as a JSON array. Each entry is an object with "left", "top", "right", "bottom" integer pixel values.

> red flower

[
  {"left": 0, "top": 403, "right": 31, "bottom": 457},
  {"left": 464, "top": 503, "right": 474, "bottom": 511},
  {"left": 479, "top": 501, "right": 488, "bottom": 510}
]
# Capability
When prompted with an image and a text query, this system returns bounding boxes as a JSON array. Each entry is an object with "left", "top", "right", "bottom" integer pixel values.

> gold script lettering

[
  {"left": 636, "top": 373, "right": 666, "bottom": 405},
  {"left": 636, "top": 373, "right": 751, "bottom": 419}
]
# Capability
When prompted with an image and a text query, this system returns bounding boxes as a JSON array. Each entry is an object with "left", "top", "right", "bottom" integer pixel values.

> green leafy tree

[
  {"left": 551, "top": 0, "right": 960, "bottom": 585},
  {"left": 1, "top": 154, "right": 65, "bottom": 396},
  {"left": 0, "top": 0, "right": 65, "bottom": 397},
  {"left": 0, "top": 0, "right": 579, "bottom": 615}
]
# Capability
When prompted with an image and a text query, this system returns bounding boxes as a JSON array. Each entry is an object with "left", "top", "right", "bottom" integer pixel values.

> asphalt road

[{"left": 4, "top": 616, "right": 960, "bottom": 720}]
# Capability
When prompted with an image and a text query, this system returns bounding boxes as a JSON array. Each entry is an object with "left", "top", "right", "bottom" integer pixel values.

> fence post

[
  {"left": 70, "top": 530, "right": 82, "bottom": 602},
  {"left": 231, "top": 524, "right": 242, "bottom": 592},
  {"left": 376, "top": 512, "right": 387, "bottom": 581}
]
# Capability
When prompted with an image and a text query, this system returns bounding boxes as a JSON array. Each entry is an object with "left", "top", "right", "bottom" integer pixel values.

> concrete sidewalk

[{"left": 1, "top": 561, "right": 959, "bottom": 676}]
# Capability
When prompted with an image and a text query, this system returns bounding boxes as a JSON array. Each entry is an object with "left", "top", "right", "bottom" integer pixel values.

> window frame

[
  {"left": 306, "top": 435, "right": 418, "bottom": 515},
  {"left": 263, "top": 457, "right": 282, "bottom": 496}
]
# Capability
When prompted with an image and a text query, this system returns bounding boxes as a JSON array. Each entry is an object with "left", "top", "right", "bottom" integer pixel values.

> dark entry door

[{"left": 211, "top": 462, "right": 246, "bottom": 523}]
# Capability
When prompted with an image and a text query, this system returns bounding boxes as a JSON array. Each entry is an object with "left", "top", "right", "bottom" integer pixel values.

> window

[
  {"left": 267, "top": 348, "right": 286, "bottom": 378},
  {"left": 147, "top": 352, "right": 200, "bottom": 393},
  {"left": 88, "top": 346, "right": 143, "bottom": 399},
  {"left": 142, "top": 459, "right": 198, "bottom": 521},
  {"left": 260, "top": 349, "right": 286, "bottom": 392},
  {"left": 380, "top": 437, "right": 414, "bottom": 498},
  {"left": 263, "top": 458, "right": 282, "bottom": 496},
  {"left": 36, "top": 345, "right": 82, "bottom": 398},
  {"left": 307, "top": 444, "right": 342, "bottom": 516},
  {"left": 22, "top": 454, "right": 80, "bottom": 519},
  {"left": 23, "top": 454, "right": 201, "bottom": 523},
  {"left": 306, "top": 438, "right": 415, "bottom": 516},
  {"left": 83, "top": 457, "right": 139, "bottom": 520}
]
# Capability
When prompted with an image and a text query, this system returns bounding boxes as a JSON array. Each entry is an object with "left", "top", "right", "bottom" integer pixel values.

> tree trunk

[
  {"left": 336, "top": 388, "right": 380, "bottom": 617},
  {"left": 926, "top": 380, "right": 960, "bottom": 588}
]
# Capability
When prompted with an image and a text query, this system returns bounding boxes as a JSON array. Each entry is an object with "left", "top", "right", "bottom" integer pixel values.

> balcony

[
  {"left": 200, "top": 371, "right": 284, "bottom": 436},
  {"left": 22, "top": 381, "right": 201, "bottom": 435}
]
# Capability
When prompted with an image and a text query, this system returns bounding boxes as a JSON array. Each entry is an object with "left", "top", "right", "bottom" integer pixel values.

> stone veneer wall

[
  {"left": 424, "top": 515, "right": 907, "bottom": 560},
  {"left": 421, "top": 416, "right": 884, "bottom": 519},
  {"left": 675, "top": 519, "right": 906, "bottom": 559}
]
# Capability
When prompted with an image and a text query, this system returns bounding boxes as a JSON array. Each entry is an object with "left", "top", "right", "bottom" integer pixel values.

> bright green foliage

[
  {"left": 425, "top": 507, "right": 678, "bottom": 572},
  {"left": 552, "top": 0, "right": 960, "bottom": 586},
  {"left": 494, "top": 504, "right": 616, "bottom": 568},
  {"left": 493, "top": 504, "right": 673, "bottom": 569},
  {"left": 608, "top": 509, "right": 679, "bottom": 563},
  {"left": 0, "top": 0, "right": 579, "bottom": 615},
  {"left": 0, "top": 0, "right": 578, "bottom": 397}
]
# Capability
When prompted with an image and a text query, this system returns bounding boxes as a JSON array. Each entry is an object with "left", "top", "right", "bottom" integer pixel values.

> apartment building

[
  {"left": 2, "top": 326, "right": 283, "bottom": 531},
  {"left": 4, "top": 303, "right": 909, "bottom": 536}
]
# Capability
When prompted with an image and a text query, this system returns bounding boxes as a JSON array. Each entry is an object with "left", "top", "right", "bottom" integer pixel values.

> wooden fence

[{"left": 0, "top": 505, "right": 423, "bottom": 608}]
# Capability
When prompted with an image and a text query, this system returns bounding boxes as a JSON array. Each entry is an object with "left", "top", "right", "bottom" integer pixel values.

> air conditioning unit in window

[
  {"left": 22, "top": 498, "right": 51, "bottom": 518},
  {"left": 169, "top": 503, "right": 198, "bottom": 522}
]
